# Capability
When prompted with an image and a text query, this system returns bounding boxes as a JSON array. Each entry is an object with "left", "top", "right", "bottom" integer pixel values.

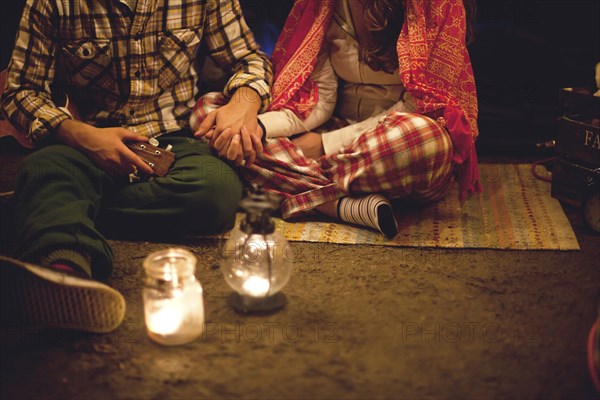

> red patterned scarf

[{"left": 269, "top": 0, "right": 481, "bottom": 197}]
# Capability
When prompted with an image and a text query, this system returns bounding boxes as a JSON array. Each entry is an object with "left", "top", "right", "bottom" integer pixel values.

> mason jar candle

[{"left": 143, "top": 248, "right": 204, "bottom": 345}]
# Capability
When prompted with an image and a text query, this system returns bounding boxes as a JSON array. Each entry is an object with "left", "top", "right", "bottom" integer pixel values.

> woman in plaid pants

[{"left": 193, "top": 0, "right": 481, "bottom": 237}]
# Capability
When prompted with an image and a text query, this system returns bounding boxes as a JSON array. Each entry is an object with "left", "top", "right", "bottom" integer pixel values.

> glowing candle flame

[
  {"left": 242, "top": 276, "right": 270, "bottom": 297},
  {"left": 146, "top": 303, "right": 183, "bottom": 335}
]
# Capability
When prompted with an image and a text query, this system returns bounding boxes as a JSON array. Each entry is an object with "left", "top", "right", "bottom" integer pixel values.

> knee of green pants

[
  {"left": 178, "top": 160, "right": 243, "bottom": 234},
  {"left": 17, "top": 144, "right": 106, "bottom": 191},
  {"left": 152, "top": 136, "right": 243, "bottom": 234},
  {"left": 98, "top": 136, "right": 243, "bottom": 236},
  {"left": 19, "top": 144, "right": 92, "bottom": 169}
]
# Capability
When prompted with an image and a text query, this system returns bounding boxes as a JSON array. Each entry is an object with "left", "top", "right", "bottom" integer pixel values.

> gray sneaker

[{"left": 0, "top": 256, "right": 125, "bottom": 333}]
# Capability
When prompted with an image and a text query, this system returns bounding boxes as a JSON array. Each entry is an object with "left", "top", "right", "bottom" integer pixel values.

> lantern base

[{"left": 228, "top": 292, "right": 287, "bottom": 314}]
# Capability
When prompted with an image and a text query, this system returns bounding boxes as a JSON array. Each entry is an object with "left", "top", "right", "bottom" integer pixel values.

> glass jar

[
  {"left": 143, "top": 248, "right": 204, "bottom": 345},
  {"left": 221, "top": 229, "right": 292, "bottom": 298},
  {"left": 219, "top": 185, "right": 293, "bottom": 313}
]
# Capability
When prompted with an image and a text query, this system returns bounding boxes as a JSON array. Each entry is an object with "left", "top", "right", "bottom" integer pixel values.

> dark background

[{"left": 1, "top": 1, "right": 599, "bottom": 156}]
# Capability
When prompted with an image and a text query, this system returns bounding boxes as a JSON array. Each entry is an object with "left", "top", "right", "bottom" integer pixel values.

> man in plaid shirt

[{"left": 0, "top": 0, "right": 272, "bottom": 333}]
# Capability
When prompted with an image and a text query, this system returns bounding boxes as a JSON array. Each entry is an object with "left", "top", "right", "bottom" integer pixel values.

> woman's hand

[
  {"left": 55, "top": 119, "right": 154, "bottom": 176},
  {"left": 194, "top": 87, "right": 263, "bottom": 165},
  {"left": 291, "top": 132, "right": 324, "bottom": 160}
]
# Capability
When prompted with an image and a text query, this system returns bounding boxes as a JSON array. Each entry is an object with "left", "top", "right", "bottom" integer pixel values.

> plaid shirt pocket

[
  {"left": 61, "top": 39, "right": 115, "bottom": 92},
  {"left": 158, "top": 28, "right": 202, "bottom": 90}
]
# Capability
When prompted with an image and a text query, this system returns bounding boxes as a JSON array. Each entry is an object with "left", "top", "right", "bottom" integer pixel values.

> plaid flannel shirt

[{"left": 1, "top": 0, "right": 272, "bottom": 144}]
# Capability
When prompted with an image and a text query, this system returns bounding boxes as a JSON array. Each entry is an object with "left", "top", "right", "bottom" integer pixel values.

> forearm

[
  {"left": 258, "top": 101, "right": 334, "bottom": 139},
  {"left": 258, "top": 46, "right": 337, "bottom": 139},
  {"left": 227, "top": 86, "right": 261, "bottom": 115},
  {"left": 321, "top": 94, "right": 418, "bottom": 154},
  {"left": 258, "top": 109, "right": 309, "bottom": 138},
  {"left": 54, "top": 119, "right": 92, "bottom": 149},
  {"left": 2, "top": 87, "right": 72, "bottom": 145},
  {"left": 321, "top": 114, "right": 381, "bottom": 155},
  {"left": 0, "top": 0, "right": 68, "bottom": 145},
  {"left": 223, "top": 51, "right": 272, "bottom": 112},
  {"left": 206, "top": 0, "right": 273, "bottom": 111}
]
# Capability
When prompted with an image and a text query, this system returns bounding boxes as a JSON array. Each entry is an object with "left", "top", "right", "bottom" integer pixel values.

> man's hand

[
  {"left": 194, "top": 87, "right": 263, "bottom": 165},
  {"left": 210, "top": 125, "right": 264, "bottom": 165},
  {"left": 291, "top": 132, "right": 324, "bottom": 160},
  {"left": 55, "top": 119, "right": 154, "bottom": 176}
]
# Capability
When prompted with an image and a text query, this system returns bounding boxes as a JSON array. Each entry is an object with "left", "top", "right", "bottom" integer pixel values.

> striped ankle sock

[{"left": 337, "top": 194, "right": 398, "bottom": 237}]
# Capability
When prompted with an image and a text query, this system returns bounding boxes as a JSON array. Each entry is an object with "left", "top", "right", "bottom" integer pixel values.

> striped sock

[{"left": 337, "top": 194, "right": 398, "bottom": 237}]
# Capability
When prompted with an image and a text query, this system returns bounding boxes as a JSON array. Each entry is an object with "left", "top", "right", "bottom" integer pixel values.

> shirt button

[
  {"left": 82, "top": 48, "right": 90, "bottom": 57},
  {"left": 134, "top": 71, "right": 141, "bottom": 78},
  {"left": 129, "top": 109, "right": 135, "bottom": 115},
  {"left": 134, "top": 33, "right": 142, "bottom": 41}
]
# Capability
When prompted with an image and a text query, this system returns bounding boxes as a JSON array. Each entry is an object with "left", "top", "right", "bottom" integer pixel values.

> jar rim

[{"left": 143, "top": 248, "right": 197, "bottom": 280}]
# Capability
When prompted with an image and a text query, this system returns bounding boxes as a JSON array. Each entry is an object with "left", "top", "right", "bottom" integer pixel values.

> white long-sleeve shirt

[{"left": 258, "top": 0, "right": 417, "bottom": 155}]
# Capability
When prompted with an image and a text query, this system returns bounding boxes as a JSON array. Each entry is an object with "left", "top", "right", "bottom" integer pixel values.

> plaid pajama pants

[{"left": 191, "top": 92, "right": 454, "bottom": 219}]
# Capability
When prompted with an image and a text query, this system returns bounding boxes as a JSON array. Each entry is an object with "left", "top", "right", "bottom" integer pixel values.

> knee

[
  {"left": 174, "top": 164, "right": 243, "bottom": 234},
  {"left": 20, "top": 145, "right": 64, "bottom": 171},
  {"left": 196, "top": 175, "right": 243, "bottom": 232},
  {"left": 384, "top": 112, "right": 453, "bottom": 157},
  {"left": 17, "top": 145, "right": 86, "bottom": 183}
]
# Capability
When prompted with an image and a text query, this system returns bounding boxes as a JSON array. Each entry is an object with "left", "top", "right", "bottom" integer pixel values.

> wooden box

[
  {"left": 552, "top": 87, "right": 600, "bottom": 232},
  {"left": 555, "top": 87, "right": 600, "bottom": 168}
]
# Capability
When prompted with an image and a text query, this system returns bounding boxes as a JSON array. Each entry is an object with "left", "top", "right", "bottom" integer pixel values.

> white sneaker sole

[{"left": 0, "top": 256, "right": 125, "bottom": 333}]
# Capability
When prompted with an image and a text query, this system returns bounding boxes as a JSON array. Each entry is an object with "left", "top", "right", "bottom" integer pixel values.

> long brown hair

[{"left": 359, "top": 0, "right": 476, "bottom": 73}]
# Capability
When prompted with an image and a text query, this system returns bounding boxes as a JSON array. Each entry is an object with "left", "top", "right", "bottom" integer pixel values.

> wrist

[
  {"left": 55, "top": 119, "right": 75, "bottom": 143},
  {"left": 256, "top": 118, "right": 267, "bottom": 144},
  {"left": 55, "top": 119, "right": 89, "bottom": 147},
  {"left": 231, "top": 87, "right": 261, "bottom": 112}
]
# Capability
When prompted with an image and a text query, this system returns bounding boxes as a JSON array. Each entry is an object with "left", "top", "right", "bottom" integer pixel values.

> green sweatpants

[{"left": 14, "top": 132, "right": 242, "bottom": 279}]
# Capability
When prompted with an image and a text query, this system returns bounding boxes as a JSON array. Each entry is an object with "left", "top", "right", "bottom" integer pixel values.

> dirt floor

[{"left": 0, "top": 145, "right": 599, "bottom": 399}]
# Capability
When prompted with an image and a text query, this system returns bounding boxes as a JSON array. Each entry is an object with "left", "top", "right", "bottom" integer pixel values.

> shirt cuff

[
  {"left": 223, "top": 76, "right": 271, "bottom": 112},
  {"left": 256, "top": 118, "right": 267, "bottom": 144},
  {"left": 321, "top": 131, "right": 341, "bottom": 155},
  {"left": 28, "top": 107, "right": 73, "bottom": 144},
  {"left": 258, "top": 110, "right": 302, "bottom": 139},
  {"left": 321, "top": 120, "right": 374, "bottom": 155}
]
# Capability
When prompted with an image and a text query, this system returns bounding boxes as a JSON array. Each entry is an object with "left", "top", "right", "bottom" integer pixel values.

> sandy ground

[
  {"left": 0, "top": 209, "right": 598, "bottom": 399},
  {"left": 0, "top": 146, "right": 598, "bottom": 399}
]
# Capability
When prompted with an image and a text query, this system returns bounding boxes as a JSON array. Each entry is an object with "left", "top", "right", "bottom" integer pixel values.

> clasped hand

[{"left": 193, "top": 90, "right": 264, "bottom": 166}]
